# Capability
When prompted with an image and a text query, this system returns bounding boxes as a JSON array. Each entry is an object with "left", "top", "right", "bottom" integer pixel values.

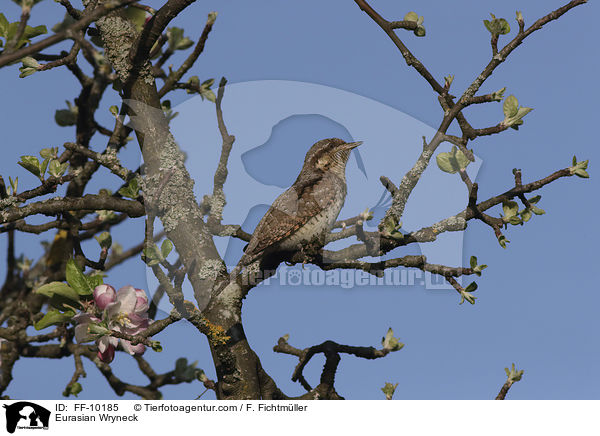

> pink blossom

[
  {"left": 105, "top": 286, "right": 150, "bottom": 356},
  {"left": 73, "top": 284, "right": 151, "bottom": 360},
  {"left": 93, "top": 284, "right": 116, "bottom": 310},
  {"left": 72, "top": 313, "right": 101, "bottom": 343},
  {"left": 113, "top": 286, "right": 149, "bottom": 316},
  {"left": 97, "top": 344, "right": 115, "bottom": 363},
  {"left": 121, "top": 340, "right": 145, "bottom": 356}
]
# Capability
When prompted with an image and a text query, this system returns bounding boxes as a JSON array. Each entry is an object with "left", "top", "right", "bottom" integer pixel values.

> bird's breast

[{"left": 277, "top": 178, "right": 346, "bottom": 251}]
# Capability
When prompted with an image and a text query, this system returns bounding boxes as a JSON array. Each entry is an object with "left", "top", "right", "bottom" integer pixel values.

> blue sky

[{"left": 0, "top": 0, "right": 598, "bottom": 399}]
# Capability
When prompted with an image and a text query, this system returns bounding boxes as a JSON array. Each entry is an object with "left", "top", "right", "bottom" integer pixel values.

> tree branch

[{"left": 0, "top": 0, "right": 138, "bottom": 68}]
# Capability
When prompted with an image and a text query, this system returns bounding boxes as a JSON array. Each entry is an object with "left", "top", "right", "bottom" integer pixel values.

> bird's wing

[
  {"left": 244, "top": 190, "right": 316, "bottom": 257},
  {"left": 244, "top": 172, "right": 335, "bottom": 261}
]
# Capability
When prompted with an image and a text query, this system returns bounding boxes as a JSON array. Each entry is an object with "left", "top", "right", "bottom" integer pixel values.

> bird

[{"left": 232, "top": 138, "right": 362, "bottom": 277}]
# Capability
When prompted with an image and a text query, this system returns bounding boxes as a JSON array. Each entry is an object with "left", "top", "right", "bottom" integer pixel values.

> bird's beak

[{"left": 341, "top": 141, "right": 363, "bottom": 150}]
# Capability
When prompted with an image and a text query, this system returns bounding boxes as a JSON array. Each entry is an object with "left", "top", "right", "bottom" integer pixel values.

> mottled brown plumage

[{"left": 233, "top": 138, "right": 361, "bottom": 275}]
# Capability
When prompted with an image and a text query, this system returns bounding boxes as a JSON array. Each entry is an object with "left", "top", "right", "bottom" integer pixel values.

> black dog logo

[{"left": 3, "top": 402, "right": 50, "bottom": 433}]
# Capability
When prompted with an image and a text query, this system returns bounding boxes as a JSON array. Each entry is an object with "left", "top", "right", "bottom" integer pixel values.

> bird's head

[{"left": 302, "top": 138, "right": 362, "bottom": 177}]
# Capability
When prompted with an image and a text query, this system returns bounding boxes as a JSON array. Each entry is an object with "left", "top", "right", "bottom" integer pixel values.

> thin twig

[{"left": 158, "top": 12, "right": 217, "bottom": 98}]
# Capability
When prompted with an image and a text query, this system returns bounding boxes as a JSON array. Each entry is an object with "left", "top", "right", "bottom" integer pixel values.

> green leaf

[
  {"left": 484, "top": 14, "right": 510, "bottom": 35},
  {"left": 464, "top": 282, "right": 478, "bottom": 293},
  {"left": 201, "top": 78, "right": 215, "bottom": 88},
  {"left": 86, "top": 273, "right": 104, "bottom": 290},
  {"left": 23, "top": 24, "right": 47, "bottom": 40},
  {"left": 18, "top": 66, "right": 36, "bottom": 78},
  {"left": 150, "top": 340, "right": 163, "bottom": 352},
  {"left": 175, "top": 357, "right": 188, "bottom": 376},
  {"left": 505, "top": 363, "right": 524, "bottom": 382},
  {"left": 483, "top": 19, "right": 493, "bottom": 33},
  {"left": 6, "top": 22, "right": 18, "bottom": 43},
  {"left": 55, "top": 101, "right": 78, "bottom": 126},
  {"left": 109, "top": 105, "right": 119, "bottom": 117},
  {"left": 454, "top": 146, "right": 471, "bottom": 169},
  {"left": 503, "top": 95, "right": 519, "bottom": 118},
  {"left": 63, "top": 382, "right": 82, "bottom": 398},
  {"left": 381, "top": 327, "right": 405, "bottom": 352},
  {"left": 507, "top": 215, "right": 522, "bottom": 226},
  {"left": 436, "top": 146, "right": 471, "bottom": 174},
  {"left": 49, "top": 293, "right": 81, "bottom": 312},
  {"left": 497, "top": 18, "right": 510, "bottom": 34},
  {"left": 167, "top": 27, "right": 193, "bottom": 51},
  {"left": 497, "top": 234, "right": 509, "bottom": 249},
  {"left": 404, "top": 12, "right": 419, "bottom": 22},
  {"left": 207, "top": 11, "right": 218, "bottom": 25},
  {"left": 459, "top": 283, "right": 478, "bottom": 305},
  {"left": 471, "top": 256, "right": 487, "bottom": 276},
  {"left": 161, "top": 239, "right": 173, "bottom": 259},
  {"left": 492, "top": 87, "right": 506, "bottom": 101},
  {"left": 470, "top": 256, "right": 478, "bottom": 269},
  {"left": 124, "top": 6, "right": 148, "bottom": 32},
  {"left": 87, "top": 322, "right": 108, "bottom": 336},
  {"left": 200, "top": 87, "right": 216, "bottom": 103},
  {"left": 570, "top": 158, "right": 590, "bottom": 178},
  {"left": 459, "top": 292, "right": 477, "bottom": 305},
  {"left": 509, "top": 119, "right": 524, "bottom": 130},
  {"left": 11, "top": 0, "right": 46, "bottom": 8},
  {"left": 48, "top": 159, "right": 68, "bottom": 177},
  {"left": 18, "top": 64, "right": 37, "bottom": 77},
  {"left": 516, "top": 11, "right": 523, "bottom": 22},
  {"left": 21, "top": 56, "right": 39, "bottom": 68},
  {"left": 520, "top": 208, "right": 532, "bottom": 222},
  {"left": 118, "top": 177, "right": 140, "bottom": 199},
  {"left": 8, "top": 176, "right": 18, "bottom": 195},
  {"left": 530, "top": 205, "right": 545, "bottom": 215},
  {"left": 161, "top": 99, "right": 179, "bottom": 121},
  {"left": 414, "top": 25, "right": 426, "bottom": 37},
  {"left": 473, "top": 264, "right": 488, "bottom": 277},
  {"left": 94, "top": 231, "right": 112, "bottom": 250},
  {"left": 174, "top": 357, "right": 198, "bottom": 382},
  {"left": 34, "top": 308, "right": 75, "bottom": 330},
  {"left": 40, "top": 147, "right": 57, "bottom": 159},
  {"left": 515, "top": 106, "right": 533, "bottom": 120},
  {"left": 66, "top": 259, "right": 93, "bottom": 295},
  {"left": 502, "top": 95, "right": 533, "bottom": 128},
  {"left": 142, "top": 245, "right": 161, "bottom": 266},
  {"left": 381, "top": 382, "right": 398, "bottom": 400},
  {"left": 381, "top": 215, "right": 403, "bottom": 239},
  {"left": 0, "top": 13, "right": 8, "bottom": 37},
  {"left": 196, "top": 368, "right": 208, "bottom": 383},
  {"left": 176, "top": 37, "right": 193, "bottom": 50},
  {"left": 502, "top": 200, "right": 519, "bottom": 218},
  {"left": 35, "top": 281, "right": 80, "bottom": 303},
  {"left": 39, "top": 157, "right": 49, "bottom": 178},
  {"left": 18, "top": 155, "right": 41, "bottom": 178},
  {"left": 186, "top": 76, "right": 199, "bottom": 94}
]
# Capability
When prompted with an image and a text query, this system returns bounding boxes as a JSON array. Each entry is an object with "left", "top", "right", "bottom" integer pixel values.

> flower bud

[
  {"left": 93, "top": 284, "right": 117, "bottom": 310},
  {"left": 97, "top": 344, "right": 115, "bottom": 363}
]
